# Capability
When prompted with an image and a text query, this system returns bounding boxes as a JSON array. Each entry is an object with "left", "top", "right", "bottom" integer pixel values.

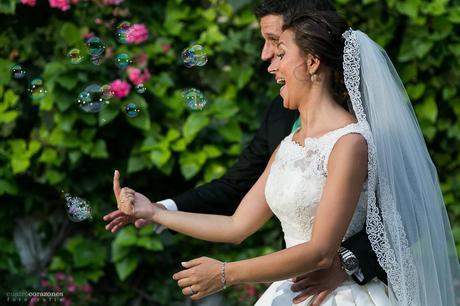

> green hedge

[{"left": 0, "top": 0, "right": 459, "bottom": 304}]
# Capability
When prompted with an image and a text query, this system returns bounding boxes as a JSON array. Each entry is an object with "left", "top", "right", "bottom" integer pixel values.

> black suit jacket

[{"left": 172, "top": 96, "right": 387, "bottom": 284}]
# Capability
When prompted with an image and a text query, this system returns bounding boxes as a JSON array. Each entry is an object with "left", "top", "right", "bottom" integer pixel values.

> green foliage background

[{"left": 0, "top": 0, "right": 459, "bottom": 304}]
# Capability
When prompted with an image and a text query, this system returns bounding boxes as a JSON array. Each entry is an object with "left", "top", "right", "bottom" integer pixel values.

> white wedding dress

[{"left": 255, "top": 122, "right": 389, "bottom": 306}]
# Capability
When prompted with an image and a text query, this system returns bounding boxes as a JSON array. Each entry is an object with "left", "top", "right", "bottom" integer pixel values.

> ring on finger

[{"left": 189, "top": 286, "right": 195, "bottom": 295}]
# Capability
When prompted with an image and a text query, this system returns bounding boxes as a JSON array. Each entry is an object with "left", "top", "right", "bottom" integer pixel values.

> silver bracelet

[{"left": 220, "top": 262, "right": 227, "bottom": 289}]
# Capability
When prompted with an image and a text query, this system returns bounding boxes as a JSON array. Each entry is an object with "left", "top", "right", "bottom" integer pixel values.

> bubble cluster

[
  {"left": 67, "top": 48, "right": 84, "bottom": 64},
  {"left": 86, "top": 37, "right": 105, "bottom": 65},
  {"left": 183, "top": 88, "right": 207, "bottom": 111},
  {"left": 115, "top": 53, "right": 131, "bottom": 69},
  {"left": 11, "top": 64, "right": 26, "bottom": 79},
  {"left": 64, "top": 193, "right": 92, "bottom": 222},
  {"left": 77, "top": 84, "right": 105, "bottom": 113},
  {"left": 125, "top": 103, "right": 140, "bottom": 117},
  {"left": 182, "top": 45, "right": 208, "bottom": 68},
  {"left": 28, "top": 78, "right": 48, "bottom": 100},
  {"left": 135, "top": 83, "right": 146, "bottom": 94}
]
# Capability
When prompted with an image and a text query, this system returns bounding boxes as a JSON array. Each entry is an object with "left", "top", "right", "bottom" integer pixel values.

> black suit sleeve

[
  {"left": 171, "top": 99, "right": 275, "bottom": 215},
  {"left": 342, "top": 226, "right": 387, "bottom": 285}
]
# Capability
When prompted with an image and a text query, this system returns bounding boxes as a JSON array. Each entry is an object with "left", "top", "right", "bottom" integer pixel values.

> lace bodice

[{"left": 265, "top": 122, "right": 369, "bottom": 247}]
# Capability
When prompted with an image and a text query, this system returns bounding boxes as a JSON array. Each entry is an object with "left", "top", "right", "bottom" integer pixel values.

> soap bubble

[
  {"left": 101, "top": 84, "right": 114, "bottom": 100},
  {"left": 124, "top": 103, "right": 140, "bottom": 118},
  {"left": 117, "top": 21, "right": 131, "bottom": 30},
  {"left": 28, "top": 78, "right": 48, "bottom": 100},
  {"left": 11, "top": 64, "right": 26, "bottom": 79},
  {"left": 183, "top": 88, "right": 207, "bottom": 111},
  {"left": 90, "top": 55, "right": 103, "bottom": 66},
  {"left": 116, "top": 29, "right": 128, "bottom": 44},
  {"left": 86, "top": 36, "right": 105, "bottom": 57},
  {"left": 77, "top": 84, "right": 104, "bottom": 113},
  {"left": 115, "top": 53, "right": 131, "bottom": 69},
  {"left": 67, "top": 48, "right": 84, "bottom": 64},
  {"left": 182, "top": 45, "right": 208, "bottom": 68},
  {"left": 135, "top": 84, "right": 146, "bottom": 94},
  {"left": 64, "top": 193, "right": 92, "bottom": 222}
]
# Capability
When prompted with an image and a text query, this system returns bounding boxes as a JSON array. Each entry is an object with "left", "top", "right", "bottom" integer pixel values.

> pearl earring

[{"left": 310, "top": 73, "right": 318, "bottom": 82}]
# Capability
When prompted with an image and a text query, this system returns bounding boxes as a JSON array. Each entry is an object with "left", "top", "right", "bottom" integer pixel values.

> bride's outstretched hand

[{"left": 172, "top": 257, "right": 224, "bottom": 301}]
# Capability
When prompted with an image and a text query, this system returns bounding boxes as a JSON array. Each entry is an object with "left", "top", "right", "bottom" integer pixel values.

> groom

[{"left": 104, "top": 0, "right": 386, "bottom": 304}]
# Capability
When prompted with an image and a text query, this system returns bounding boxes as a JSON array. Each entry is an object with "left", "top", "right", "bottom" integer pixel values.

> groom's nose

[{"left": 261, "top": 41, "right": 276, "bottom": 62}]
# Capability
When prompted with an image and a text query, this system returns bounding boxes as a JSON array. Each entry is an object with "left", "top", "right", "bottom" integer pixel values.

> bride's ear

[{"left": 306, "top": 54, "right": 320, "bottom": 75}]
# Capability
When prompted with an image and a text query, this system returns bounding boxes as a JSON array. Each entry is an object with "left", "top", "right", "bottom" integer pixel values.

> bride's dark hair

[{"left": 283, "top": 11, "right": 350, "bottom": 110}]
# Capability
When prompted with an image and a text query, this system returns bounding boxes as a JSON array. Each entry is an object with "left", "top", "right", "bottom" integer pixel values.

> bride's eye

[{"left": 276, "top": 52, "right": 285, "bottom": 59}]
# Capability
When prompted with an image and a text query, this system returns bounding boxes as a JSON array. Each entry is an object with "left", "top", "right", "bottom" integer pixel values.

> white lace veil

[{"left": 342, "top": 29, "right": 460, "bottom": 305}]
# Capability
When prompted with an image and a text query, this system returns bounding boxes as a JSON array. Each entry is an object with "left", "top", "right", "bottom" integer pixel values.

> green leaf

[
  {"left": 407, "top": 83, "right": 425, "bottom": 100},
  {"left": 45, "top": 169, "right": 65, "bottom": 185},
  {"left": 127, "top": 155, "right": 147, "bottom": 173},
  {"left": 396, "top": 0, "right": 421, "bottom": 18},
  {"left": 415, "top": 96, "right": 438, "bottom": 123},
  {"left": 219, "top": 120, "right": 242, "bottom": 142},
  {"left": 99, "top": 102, "right": 120, "bottom": 126},
  {"left": 0, "top": 0, "right": 16, "bottom": 14},
  {"left": 179, "top": 151, "right": 207, "bottom": 179},
  {"left": 111, "top": 242, "right": 130, "bottom": 262},
  {"left": 60, "top": 22, "right": 82, "bottom": 45},
  {"left": 0, "top": 59, "right": 13, "bottom": 85},
  {"left": 0, "top": 179, "right": 18, "bottom": 195},
  {"left": 56, "top": 75, "right": 79, "bottom": 90},
  {"left": 115, "top": 257, "right": 138, "bottom": 281},
  {"left": 137, "top": 236, "right": 164, "bottom": 251},
  {"left": 204, "top": 163, "right": 226, "bottom": 182},
  {"left": 49, "top": 256, "right": 66, "bottom": 271},
  {"left": 65, "top": 237, "right": 106, "bottom": 268},
  {"left": 150, "top": 149, "right": 171, "bottom": 168},
  {"left": 113, "top": 227, "right": 137, "bottom": 247},
  {"left": 182, "top": 112, "right": 210, "bottom": 142},
  {"left": 90, "top": 140, "right": 109, "bottom": 159}
]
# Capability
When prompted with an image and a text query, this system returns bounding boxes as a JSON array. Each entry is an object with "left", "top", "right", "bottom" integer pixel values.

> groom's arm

[{"left": 170, "top": 98, "right": 279, "bottom": 216}]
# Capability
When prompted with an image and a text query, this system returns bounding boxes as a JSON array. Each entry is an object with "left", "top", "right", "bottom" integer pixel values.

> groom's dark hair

[{"left": 254, "top": 0, "right": 336, "bottom": 21}]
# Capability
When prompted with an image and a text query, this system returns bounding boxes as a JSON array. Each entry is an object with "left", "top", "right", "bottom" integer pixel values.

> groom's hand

[{"left": 290, "top": 255, "right": 346, "bottom": 305}]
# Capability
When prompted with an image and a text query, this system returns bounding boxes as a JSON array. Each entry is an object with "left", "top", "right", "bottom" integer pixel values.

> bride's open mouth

[{"left": 276, "top": 78, "right": 286, "bottom": 92}]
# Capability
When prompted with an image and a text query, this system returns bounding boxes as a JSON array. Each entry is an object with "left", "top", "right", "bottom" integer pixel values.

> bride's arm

[
  {"left": 130, "top": 148, "right": 278, "bottom": 244},
  {"left": 222, "top": 134, "right": 368, "bottom": 284}
]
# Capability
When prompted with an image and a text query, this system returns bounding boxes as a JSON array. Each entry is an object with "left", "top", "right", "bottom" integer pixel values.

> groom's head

[{"left": 254, "top": 0, "right": 336, "bottom": 62}]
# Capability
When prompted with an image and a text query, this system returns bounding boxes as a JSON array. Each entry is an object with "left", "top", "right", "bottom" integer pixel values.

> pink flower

[
  {"left": 161, "top": 43, "right": 172, "bottom": 54},
  {"left": 40, "top": 279, "right": 50, "bottom": 288},
  {"left": 62, "top": 297, "right": 72, "bottom": 306},
  {"left": 83, "top": 31, "right": 95, "bottom": 40},
  {"left": 82, "top": 283, "right": 93, "bottom": 294},
  {"left": 102, "top": 0, "right": 124, "bottom": 5},
  {"left": 127, "top": 67, "right": 151, "bottom": 85},
  {"left": 55, "top": 272, "right": 65, "bottom": 281},
  {"left": 28, "top": 296, "right": 39, "bottom": 306},
  {"left": 126, "top": 24, "right": 149, "bottom": 44},
  {"left": 135, "top": 52, "right": 148, "bottom": 67},
  {"left": 95, "top": 18, "right": 103, "bottom": 25},
  {"left": 67, "top": 283, "right": 77, "bottom": 293},
  {"left": 49, "top": 0, "right": 71, "bottom": 11},
  {"left": 110, "top": 79, "right": 131, "bottom": 98},
  {"left": 21, "top": 0, "right": 36, "bottom": 7}
]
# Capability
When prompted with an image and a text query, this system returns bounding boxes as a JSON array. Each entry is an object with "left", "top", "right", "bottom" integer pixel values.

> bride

[{"left": 112, "top": 9, "right": 460, "bottom": 306}]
